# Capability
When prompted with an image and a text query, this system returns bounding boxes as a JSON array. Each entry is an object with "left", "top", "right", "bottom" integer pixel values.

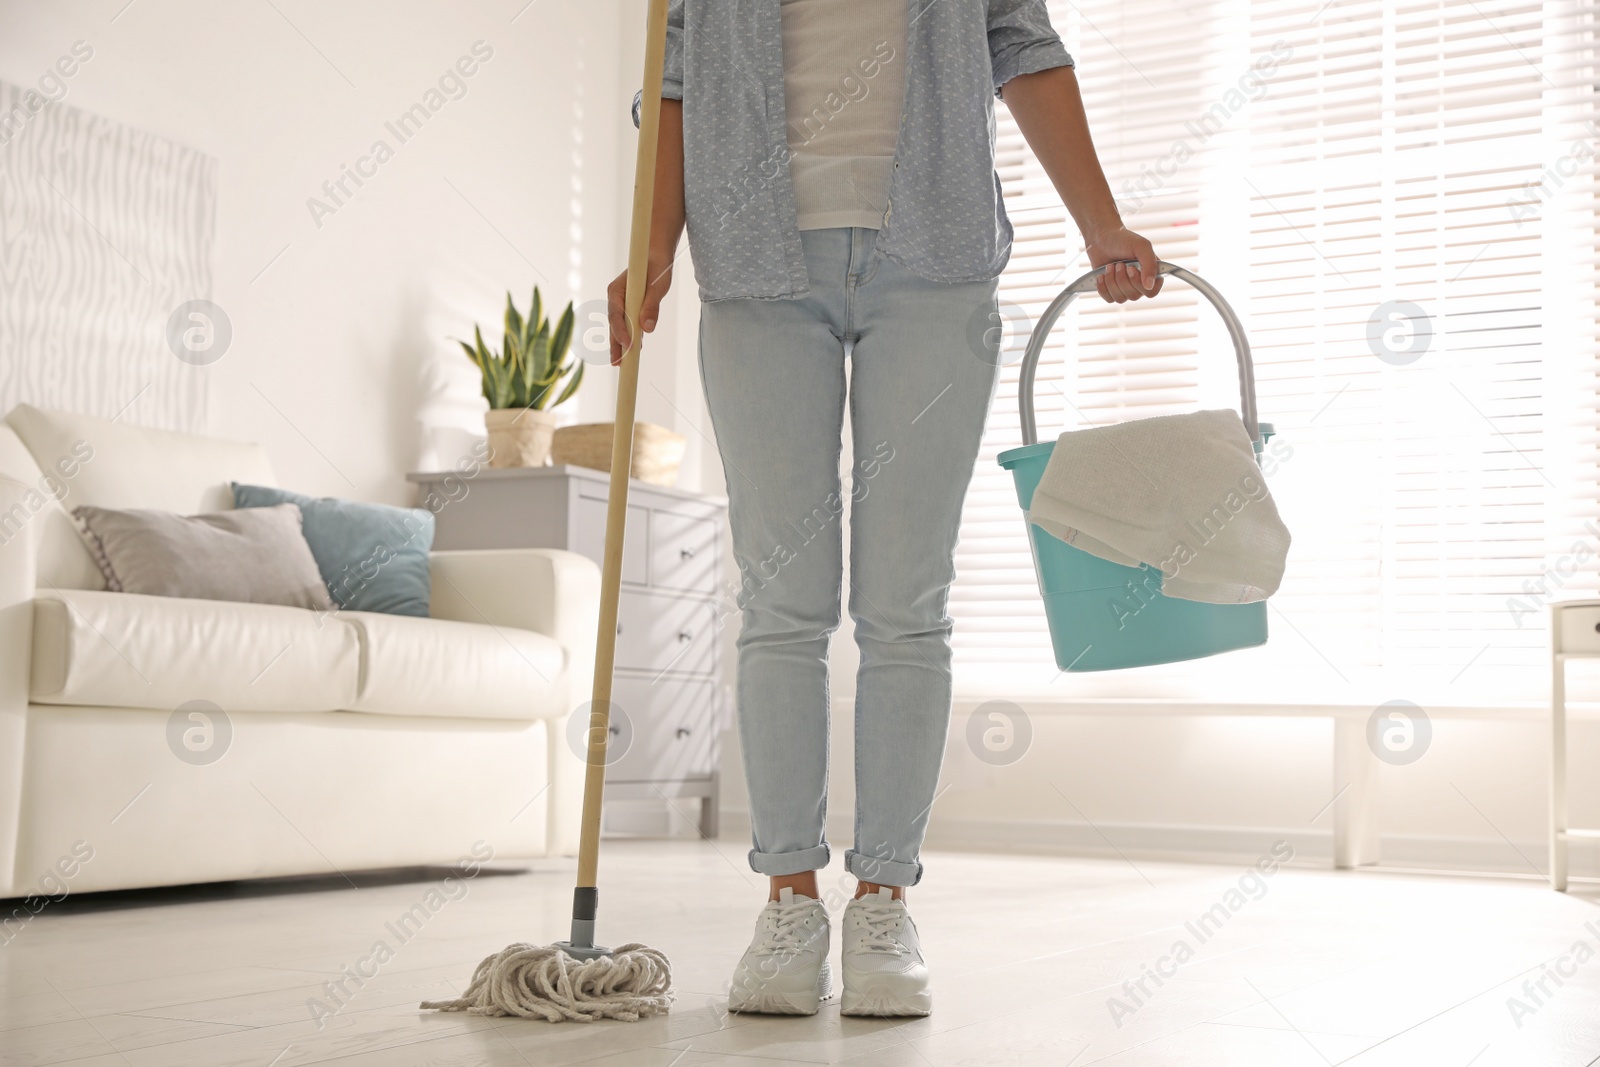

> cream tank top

[{"left": 779, "top": 0, "right": 909, "bottom": 231}]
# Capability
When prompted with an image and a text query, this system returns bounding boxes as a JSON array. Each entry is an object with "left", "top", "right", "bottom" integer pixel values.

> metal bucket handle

[{"left": 1017, "top": 261, "right": 1259, "bottom": 446}]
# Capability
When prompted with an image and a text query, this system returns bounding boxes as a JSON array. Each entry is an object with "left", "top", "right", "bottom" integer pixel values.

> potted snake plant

[{"left": 461, "top": 287, "right": 582, "bottom": 468}]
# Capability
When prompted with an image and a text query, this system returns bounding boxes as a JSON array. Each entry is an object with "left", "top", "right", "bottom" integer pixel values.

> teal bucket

[{"left": 1000, "top": 262, "right": 1274, "bottom": 673}]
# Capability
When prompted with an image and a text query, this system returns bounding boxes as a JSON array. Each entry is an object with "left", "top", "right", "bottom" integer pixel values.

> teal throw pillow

[{"left": 230, "top": 483, "right": 433, "bottom": 616}]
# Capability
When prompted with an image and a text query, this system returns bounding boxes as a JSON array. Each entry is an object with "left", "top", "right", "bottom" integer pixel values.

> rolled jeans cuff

[
  {"left": 845, "top": 849, "right": 922, "bottom": 887},
  {"left": 749, "top": 842, "right": 830, "bottom": 877}
]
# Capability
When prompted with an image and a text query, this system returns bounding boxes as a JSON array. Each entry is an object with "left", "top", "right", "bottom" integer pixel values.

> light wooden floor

[{"left": 3, "top": 840, "right": 1598, "bottom": 1066}]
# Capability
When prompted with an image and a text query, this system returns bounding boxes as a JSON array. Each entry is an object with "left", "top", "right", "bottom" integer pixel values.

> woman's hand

[
  {"left": 607, "top": 99, "right": 686, "bottom": 366},
  {"left": 607, "top": 256, "right": 674, "bottom": 366},
  {"left": 1085, "top": 226, "right": 1163, "bottom": 304}
]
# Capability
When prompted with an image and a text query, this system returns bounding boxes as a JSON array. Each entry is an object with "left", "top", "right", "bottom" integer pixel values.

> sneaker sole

[
  {"left": 839, "top": 978, "right": 931, "bottom": 1017},
  {"left": 729, "top": 960, "right": 833, "bottom": 1016}
]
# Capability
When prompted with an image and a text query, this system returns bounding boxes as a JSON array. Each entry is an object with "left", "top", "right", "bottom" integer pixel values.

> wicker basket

[{"left": 550, "top": 421, "right": 687, "bottom": 487}]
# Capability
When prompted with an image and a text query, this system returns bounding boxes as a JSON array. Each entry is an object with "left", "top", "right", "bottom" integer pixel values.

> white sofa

[{"left": 0, "top": 404, "right": 598, "bottom": 897}]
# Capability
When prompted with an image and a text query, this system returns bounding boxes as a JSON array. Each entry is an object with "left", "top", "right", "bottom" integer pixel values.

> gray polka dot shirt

[{"left": 633, "top": 0, "right": 1074, "bottom": 302}]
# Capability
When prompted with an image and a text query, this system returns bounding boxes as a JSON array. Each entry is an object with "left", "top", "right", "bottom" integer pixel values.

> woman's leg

[
  {"left": 697, "top": 228, "right": 855, "bottom": 890},
  {"left": 842, "top": 243, "right": 1001, "bottom": 891}
]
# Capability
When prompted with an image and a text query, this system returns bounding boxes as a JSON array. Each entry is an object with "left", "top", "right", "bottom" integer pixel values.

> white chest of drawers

[{"left": 408, "top": 464, "right": 727, "bottom": 837}]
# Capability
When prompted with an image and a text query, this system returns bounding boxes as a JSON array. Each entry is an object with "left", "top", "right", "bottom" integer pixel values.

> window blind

[{"left": 950, "top": 0, "right": 1599, "bottom": 704}]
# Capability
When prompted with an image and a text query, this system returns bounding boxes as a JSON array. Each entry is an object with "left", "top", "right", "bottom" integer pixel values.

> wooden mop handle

[{"left": 578, "top": 0, "right": 671, "bottom": 892}]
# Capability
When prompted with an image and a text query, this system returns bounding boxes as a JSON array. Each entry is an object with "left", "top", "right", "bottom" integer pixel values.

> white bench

[
  {"left": 953, "top": 696, "right": 1565, "bottom": 872},
  {"left": 1550, "top": 599, "right": 1600, "bottom": 891}
]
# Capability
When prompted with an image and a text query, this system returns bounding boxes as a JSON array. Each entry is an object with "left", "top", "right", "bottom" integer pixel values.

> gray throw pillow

[{"left": 73, "top": 503, "right": 334, "bottom": 610}]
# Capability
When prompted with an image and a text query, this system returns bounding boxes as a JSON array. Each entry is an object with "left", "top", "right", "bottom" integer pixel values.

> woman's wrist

[{"left": 1081, "top": 217, "right": 1126, "bottom": 250}]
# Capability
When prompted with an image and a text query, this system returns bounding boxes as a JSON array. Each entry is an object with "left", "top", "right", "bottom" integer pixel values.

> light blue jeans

[{"left": 698, "top": 227, "right": 1000, "bottom": 887}]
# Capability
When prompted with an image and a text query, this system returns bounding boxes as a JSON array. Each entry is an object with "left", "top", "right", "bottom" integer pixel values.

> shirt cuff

[
  {"left": 991, "top": 41, "right": 1075, "bottom": 96},
  {"left": 631, "top": 81, "right": 685, "bottom": 130}
]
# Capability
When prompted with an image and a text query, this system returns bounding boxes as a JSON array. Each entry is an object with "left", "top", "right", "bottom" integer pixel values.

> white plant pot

[{"left": 485, "top": 407, "right": 558, "bottom": 469}]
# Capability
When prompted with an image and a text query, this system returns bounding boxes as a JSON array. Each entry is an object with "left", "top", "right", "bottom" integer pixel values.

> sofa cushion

[
  {"left": 31, "top": 589, "right": 359, "bottom": 712},
  {"left": 341, "top": 610, "right": 567, "bottom": 721},
  {"left": 0, "top": 425, "right": 104, "bottom": 590},
  {"left": 6, "top": 403, "right": 277, "bottom": 515},
  {"left": 0, "top": 423, "right": 44, "bottom": 488}
]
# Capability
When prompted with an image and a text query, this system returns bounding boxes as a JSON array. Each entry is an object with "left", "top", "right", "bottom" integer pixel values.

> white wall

[{"left": 0, "top": 0, "right": 716, "bottom": 505}]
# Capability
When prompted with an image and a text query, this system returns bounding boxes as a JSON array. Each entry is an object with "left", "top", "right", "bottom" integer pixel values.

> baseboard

[
  {"left": 923, "top": 817, "right": 1332, "bottom": 867},
  {"left": 602, "top": 798, "right": 706, "bottom": 838}
]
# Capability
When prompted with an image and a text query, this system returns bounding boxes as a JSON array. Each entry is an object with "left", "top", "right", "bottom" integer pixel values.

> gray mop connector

[{"left": 553, "top": 886, "right": 610, "bottom": 961}]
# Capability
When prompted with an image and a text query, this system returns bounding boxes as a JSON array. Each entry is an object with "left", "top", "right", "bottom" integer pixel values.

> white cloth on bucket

[{"left": 1026, "top": 409, "right": 1290, "bottom": 604}]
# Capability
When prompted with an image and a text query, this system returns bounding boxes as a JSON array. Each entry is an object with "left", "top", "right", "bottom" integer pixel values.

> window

[{"left": 951, "top": 0, "right": 1599, "bottom": 705}]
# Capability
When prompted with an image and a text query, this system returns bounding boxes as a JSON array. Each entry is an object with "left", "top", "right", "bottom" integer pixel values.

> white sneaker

[
  {"left": 839, "top": 887, "right": 932, "bottom": 1016},
  {"left": 727, "top": 887, "right": 833, "bottom": 1015}
]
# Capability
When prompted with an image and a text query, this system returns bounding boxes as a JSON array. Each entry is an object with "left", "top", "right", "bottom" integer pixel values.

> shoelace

[
  {"left": 751, "top": 897, "right": 820, "bottom": 956},
  {"left": 850, "top": 897, "right": 908, "bottom": 955}
]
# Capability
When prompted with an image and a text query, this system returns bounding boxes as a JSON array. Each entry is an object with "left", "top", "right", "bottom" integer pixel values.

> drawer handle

[
  {"left": 678, "top": 630, "right": 693, "bottom": 643},
  {"left": 680, "top": 547, "right": 696, "bottom": 560},
  {"left": 1593, "top": 622, "right": 1599, "bottom": 634},
  {"left": 676, "top": 726, "right": 692, "bottom": 738}
]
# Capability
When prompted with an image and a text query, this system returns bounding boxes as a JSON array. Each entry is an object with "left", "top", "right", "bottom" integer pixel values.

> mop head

[{"left": 420, "top": 942, "right": 674, "bottom": 1023}]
